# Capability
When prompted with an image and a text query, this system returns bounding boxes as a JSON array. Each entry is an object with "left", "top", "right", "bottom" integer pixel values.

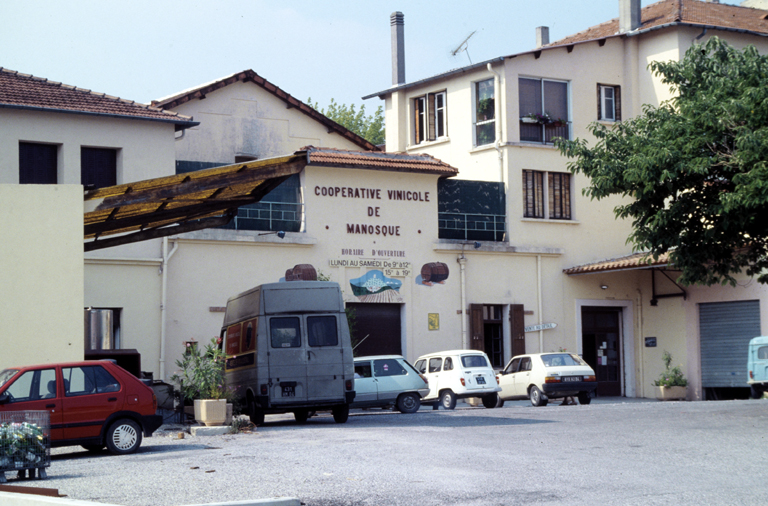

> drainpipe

[
  {"left": 637, "top": 288, "right": 645, "bottom": 397},
  {"left": 537, "top": 255, "right": 543, "bottom": 352},
  {"left": 458, "top": 250, "right": 468, "bottom": 349},
  {"left": 159, "top": 236, "right": 179, "bottom": 380}
]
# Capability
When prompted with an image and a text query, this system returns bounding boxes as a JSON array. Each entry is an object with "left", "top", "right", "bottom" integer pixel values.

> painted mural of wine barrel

[
  {"left": 421, "top": 262, "right": 449, "bottom": 283},
  {"left": 285, "top": 264, "right": 318, "bottom": 281}
]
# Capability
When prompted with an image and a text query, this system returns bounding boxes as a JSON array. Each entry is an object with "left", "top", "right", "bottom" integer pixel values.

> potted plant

[
  {"left": 653, "top": 351, "right": 688, "bottom": 401},
  {"left": 521, "top": 112, "right": 551, "bottom": 125},
  {"left": 170, "top": 337, "right": 231, "bottom": 426}
]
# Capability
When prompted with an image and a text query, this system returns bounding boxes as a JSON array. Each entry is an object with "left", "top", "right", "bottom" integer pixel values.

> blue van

[{"left": 748, "top": 336, "right": 768, "bottom": 399}]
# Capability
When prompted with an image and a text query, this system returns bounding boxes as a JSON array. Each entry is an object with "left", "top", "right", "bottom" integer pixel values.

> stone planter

[
  {"left": 194, "top": 399, "right": 227, "bottom": 426},
  {"left": 655, "top": 385, "right": 687, "bottom": 401}
]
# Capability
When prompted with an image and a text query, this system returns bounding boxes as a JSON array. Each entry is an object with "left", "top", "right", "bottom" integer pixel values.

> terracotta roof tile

[
  {"left": 564, "top": 251, "right": 671, "bottom": 275},
  {"left": 0, "top": 68, "right": 195, "bottom": 126},
  {"left": 303, "top": 146, "right": 458, "bottom": 176},
  {"left": 549, "top": 0, "right": 768, "bottom": 47},
  {"left": 152, "top": 70, "right": 380, "bottom": 152}
]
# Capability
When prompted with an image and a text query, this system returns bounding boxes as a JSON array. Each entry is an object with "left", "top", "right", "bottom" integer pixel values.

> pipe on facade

[
  {"left": 159, "top": 236, "right": 179, "bottom": 380},
  {"left": 537, "top": 254, "right": 543, "bottom": 352},
  {"left": 458, "top": 253, "right": 468, "bottom": 349},
  {"left": 636, "top": 288, "right": 644, "bottom": 397}
]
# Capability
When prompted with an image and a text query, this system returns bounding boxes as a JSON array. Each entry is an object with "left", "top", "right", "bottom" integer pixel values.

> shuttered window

[
  {"left": 597, "top": 84, "right": 621, "bottom": 122},
  {"left": 548, "top": 172, "right": 572, "bottom": 220},
  {"left": 19, "top": 142, "right": 57, "bottom": 184},
  {"left": 523, "top": 170, "right": 544, "bottom": 218},
  {"left": 81, "top": 147, "right": 117, "bottom": 190},
  {"left": 523, "top": 170, "right": 572, "bottom": 220},
  {"left": 414, "top": 91, "right": 447, "bottom": 144}
]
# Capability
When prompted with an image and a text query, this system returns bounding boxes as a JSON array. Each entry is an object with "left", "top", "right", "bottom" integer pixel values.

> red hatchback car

[{"left": 0, "top": 360, "right": 162, "bottom": 455}]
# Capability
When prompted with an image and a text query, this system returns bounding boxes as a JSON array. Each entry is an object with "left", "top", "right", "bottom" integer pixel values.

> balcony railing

[
  {"left": 519, "top": 121, "right": 570, "bottom": 143},
  {"left": 219, "top": 201, "right": 303, "bottom": 232},
  {"left": 438, "top": 212, "right": 506, "bottom": 242}
]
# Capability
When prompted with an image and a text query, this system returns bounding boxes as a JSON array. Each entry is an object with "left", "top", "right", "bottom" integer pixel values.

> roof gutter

[{"left": 0, "top": 103, "right": 199, "bottom": 130}]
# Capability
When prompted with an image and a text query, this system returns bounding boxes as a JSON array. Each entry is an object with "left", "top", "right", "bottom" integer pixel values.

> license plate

[
  {"left": 476, "top": 376, "right": 486, "bottom": 385},
  {"left": 281, "top": 385, "right": 295, "bottom": 397},
  {"left": 563, "top": 376, "right": 581, "bottom": 382}
]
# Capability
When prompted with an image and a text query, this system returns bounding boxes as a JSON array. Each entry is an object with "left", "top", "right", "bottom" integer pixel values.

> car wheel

[
  {"left": 750, "top": 385, "right": 763, "bottom": 399},
  {"left": 529, "top": 386, "right": 548, "bottom": 407},
  {"left": 81, "top": 445, "right": 104, "bottom": 453},
  {"left": 396, "top": 392, "right": 421, "bottom": 413},
  {"left": 578, "top": 391, "right": 592, "bottom": 405},
  {"left": 332, "top": 404, "right": 350, "bottom": 423},
  {"left": 247, "top": 397, "right": 265, "bottom": 425},
  {"left": 105, "top": 419, "right": 142, "bottom": 455},
  {"left": 495, "top": 396, "right": 505, "bottom": 408},
  {"left": 481, "top": 393, "right": 499, "bottom": 409},
  {"left": 294, "top": 409, "right": 309, "bottom": 423},
  {"left": 439, "top": 390, "right": 457, "bottom": 410}
]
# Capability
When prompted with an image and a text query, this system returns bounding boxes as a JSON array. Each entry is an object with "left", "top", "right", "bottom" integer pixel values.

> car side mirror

[{"left": 0, "top": 393, "right": 9, "bottom": 405}]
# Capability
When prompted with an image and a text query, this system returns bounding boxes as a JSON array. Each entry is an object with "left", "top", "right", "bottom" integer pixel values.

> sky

[{"left": 0, "top": 0, "right": 747, "bottom": 114}]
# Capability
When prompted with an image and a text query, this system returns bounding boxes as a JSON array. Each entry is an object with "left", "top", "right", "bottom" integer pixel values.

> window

[
  {"left": 81, "top": 147, "right": 117, "bottom": 190},
  {"left": 270, "top": 317, "right": 301, "bottom": 348},
  {"left": 4, "top": 369, "right": 56, "bottom": 402},
  {"left": 475, "top": 79, "right": 495, "bottom": 146},
  {"left": 520, "top": 357, "right": 532, "bottom": 371},
  {"left": 428, "top": 358, "right": 443, "bottom": 373},
  {"left": 62, "top": 366, "right": 120, "bottom": 396},
  {"left": 519, "top": 77, "right": 569, "bottom": 143},
  {"left": 414, "top": 91, "right": 447, "bottom": 144},
  {"left": 444, "top": 357, "right": 454, "bottom": 371},
  {"left": 598, "top": 84, "right": 621, "bottom": 121},
  {"left": 373, "top": 359, "right": 407, "bottom": 377},
  {"left": 461, "top": 355, "right": 489, "bottom": 368},
  {"left": 19, "top": 142, "right": 57, "bottom": 184},
  {"left": 414, "top": 360, "right": 426, "bottom": 374},
  {"left": 504, "top": 357, "right": 521, "bottom": 374},
  {"left": 308, "top": 316, "right": 338, "bottom": 347},
  {"left": 355, "top": 363, "right": 372, "bottom": 378},
  {"left": 522, "top": 170, "right": 572, "bottom": 220}
]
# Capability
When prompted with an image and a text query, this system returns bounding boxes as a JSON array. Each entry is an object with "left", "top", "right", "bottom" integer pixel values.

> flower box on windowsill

[{"left": 520, "top": 117, "right": 539, "bottom": 124}]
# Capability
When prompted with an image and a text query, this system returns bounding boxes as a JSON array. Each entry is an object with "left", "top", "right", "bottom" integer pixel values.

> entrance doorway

[
  {"left": 581, "top": 307, "right": 622, "bottom": 396},
  {"left": 345, "top": 303, "right": 402, "bottom": 357}
]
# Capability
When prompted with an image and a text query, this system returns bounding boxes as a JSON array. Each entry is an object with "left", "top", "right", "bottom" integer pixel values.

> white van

[
  {"left": 221, "top": 281, "right": 355, "bottom": 424},
  {"left": 414, "top": 350, "right": 501, "bottom": 409}
]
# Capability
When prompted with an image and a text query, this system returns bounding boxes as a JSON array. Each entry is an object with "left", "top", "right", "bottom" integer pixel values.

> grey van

[{"left": 221, "top": 281, "right": 355, "bottom": 424}]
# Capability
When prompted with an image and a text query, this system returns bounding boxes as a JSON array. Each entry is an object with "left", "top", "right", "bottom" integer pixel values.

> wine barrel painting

[
  {"left": 285, "top": 264, "right": 318, "bottom": 281},
  {"left": 421, "top": 262, "right": 449, "bottom": 285}
]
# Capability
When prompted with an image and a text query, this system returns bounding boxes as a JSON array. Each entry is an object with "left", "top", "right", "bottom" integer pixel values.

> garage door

[
  {"left": 699, "top": 300, "right": 761, "bottom": 388},
  {"left": 345, "top": 303, "right": 402, "bottom": 357}
]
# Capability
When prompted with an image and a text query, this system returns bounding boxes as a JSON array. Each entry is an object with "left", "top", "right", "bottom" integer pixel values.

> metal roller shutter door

[{"left": 699, "top": 300, "right": 761, "bottom": 387}]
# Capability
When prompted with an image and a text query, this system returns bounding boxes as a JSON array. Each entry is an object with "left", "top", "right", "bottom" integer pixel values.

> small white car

[
  {"left": 414, "top": 350, "right": 501, "bottom": 409},
  {"left": 352, "top": 356, "right": 430, "bottom": 413},
  {"left": 496, "top": 353, "right": 597, "bottom": 407}
]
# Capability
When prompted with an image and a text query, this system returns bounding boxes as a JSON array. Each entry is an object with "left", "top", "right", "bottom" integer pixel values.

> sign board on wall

[{"left": 524, "top": 322, "right": 557, "bottom": 333}]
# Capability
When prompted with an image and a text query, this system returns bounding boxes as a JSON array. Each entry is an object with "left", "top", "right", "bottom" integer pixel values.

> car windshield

[
  {"left": 541, "top": 354, "right": 588, "bottom": 367},
  {"left": 0, "top": 369, "right": 20, "bottom": 388},
  {"left": 461, "top": 355, "right": 488, "bottom": 368}
]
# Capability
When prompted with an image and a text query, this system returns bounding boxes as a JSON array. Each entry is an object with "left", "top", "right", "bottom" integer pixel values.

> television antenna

[{"left": 450, "top": 31, "right": 476, "bottom": 65}]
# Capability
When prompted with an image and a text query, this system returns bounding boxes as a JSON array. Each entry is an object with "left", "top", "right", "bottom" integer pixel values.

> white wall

[{"left": 0, "top": 185, "right": 84, "bottom": 369}]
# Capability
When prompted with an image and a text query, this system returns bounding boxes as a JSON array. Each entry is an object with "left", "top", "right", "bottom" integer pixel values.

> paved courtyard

[{"left": 8, "top": 398, "right": 768, "bottom": 506}]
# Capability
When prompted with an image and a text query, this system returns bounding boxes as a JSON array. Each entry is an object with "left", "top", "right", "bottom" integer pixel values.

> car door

[
  {"left": 267, "top": 315, "right": 308, "bottom": 403},
  {"left": 372, "top": 358, "right": 409, "bottom": 402},
  {"left": 353, "top": 360, "right": 377, "bottom": 403},
  {"left": 305, "top": 315, "right": 344, "bottom": 401},
  {"left": 61, "top": 365, "right": 125, "bottom": 441},
  {"left": 513, "top": 357, "right": 534, "bottom": 396},
  {"left": 424, "top": 357, "right": 445, "bottom": 399},
  {"left": 498, "top": 357, "right": 521, "bottom": 400},
  {"left": 0, "top": 367, "right": 63, "bottom": 441}
]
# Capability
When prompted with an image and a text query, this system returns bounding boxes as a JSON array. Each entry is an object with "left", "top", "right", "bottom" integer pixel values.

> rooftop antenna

[{"left": 450, "top": 30, "right": 476, "bottom": 65}]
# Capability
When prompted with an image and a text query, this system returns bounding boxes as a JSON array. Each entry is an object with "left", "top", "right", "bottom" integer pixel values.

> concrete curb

[
  {"left": 0, "top": 491, "right": 301, "bottom": 506},
  {"left": 179, "top": 499, "right": 301, "bottom": 506}
]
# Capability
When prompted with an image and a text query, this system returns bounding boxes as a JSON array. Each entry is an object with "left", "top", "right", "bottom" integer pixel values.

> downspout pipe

[
  {"left": 458, "top": 247, "right": 468, "bottom": 349},
  {"left": 537, "top": 254, "right": 543, "bottom": 352},
  {"left": 159, "top": 236, "right": 179, "bottom": 380}
]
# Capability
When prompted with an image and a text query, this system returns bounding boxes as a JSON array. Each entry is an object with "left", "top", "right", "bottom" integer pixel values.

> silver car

[{"left": 352, "top": 356, "right": 430, "bottom": 413}]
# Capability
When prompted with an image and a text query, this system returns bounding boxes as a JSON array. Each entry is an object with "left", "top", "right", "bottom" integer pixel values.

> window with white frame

[
  {"left": 598, "top": 84, "right": 621, "bottom": 121},
  {"left": 522, "top": 169, "right": 572, "bottom": 220},
  {"left": 519, "top": 77, "right": 569, "bottom": 143},
  {"left": 474, "top": 79, "right": 495, "bottom": 146},
  {"left": 414, "top": 91, "right": 447, "bottom": 144}
]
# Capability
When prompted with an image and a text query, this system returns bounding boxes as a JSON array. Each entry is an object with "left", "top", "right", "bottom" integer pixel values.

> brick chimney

[
  {"left": 619, "top": 0, "right": 642, "bottom": 33},
  {"left": 391, "top": 12, "right": 405, "bottom": 86}
]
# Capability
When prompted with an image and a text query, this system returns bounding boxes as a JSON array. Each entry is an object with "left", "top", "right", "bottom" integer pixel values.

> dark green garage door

[{"left": 699, "top": 300, "right": 761, "bottom": 388}]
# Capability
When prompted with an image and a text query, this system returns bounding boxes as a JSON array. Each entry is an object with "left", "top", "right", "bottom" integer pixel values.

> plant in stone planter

[{"left": 653, "top": 351, "right": 688, "bottom": 400}]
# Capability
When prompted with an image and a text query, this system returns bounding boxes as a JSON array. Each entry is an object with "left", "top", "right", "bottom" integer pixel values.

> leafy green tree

[
  {"left": 556, "top": 37, "right": 768, "bottom": 286},
  {"left": 307, "top": 98, "right": 385, "bottom": 146}
]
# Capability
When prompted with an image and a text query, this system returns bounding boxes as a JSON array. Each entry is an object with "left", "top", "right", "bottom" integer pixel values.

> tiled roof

[
  {"left": 0, "top": 68, "right": 196, "bottom": 127},
  {"left": 564, "top": 251, "right": 671, "bottom": 275},
  {"left": 549, "top": 0, "right": 768, "bottom": 47},
  {"left": 303, "top": 146, "right": 458, "bottom": 176},
  {"left": 152, "top": 70, "right": 380, "bottom": 152}
]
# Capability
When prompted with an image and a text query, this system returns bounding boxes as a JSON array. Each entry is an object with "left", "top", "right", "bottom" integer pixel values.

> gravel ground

[{"left": 5, "top": 398, "right": 768, "bottom": 506}]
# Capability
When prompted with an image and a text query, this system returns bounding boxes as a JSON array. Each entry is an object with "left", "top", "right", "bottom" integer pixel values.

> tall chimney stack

[
  {"left": 536, "top": 26, "right": 550, "bottom": 48},
  {"left": 619, "top": 0, "right": 642, "bottom": 33},
  {"left": 391, "top": 11, "right": 405, "bottom": 86}
]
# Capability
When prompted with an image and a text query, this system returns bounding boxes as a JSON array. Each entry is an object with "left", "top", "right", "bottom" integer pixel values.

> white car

[
  {"left": 414, "top": 350, "right": 501, "bottom": 409},
  {"left": 496, "top": 353, "right": 597, "bottom": 407},
  {"left": 352, "top": 355, "right": 430, "bottom": 413}
]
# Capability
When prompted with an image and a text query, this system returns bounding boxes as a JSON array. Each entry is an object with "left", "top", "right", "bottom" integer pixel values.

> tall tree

[
  {"left": 556, "top": 37, "right": 768, "bottom": 286},
  {"left": 307, "top": 98, "right": 385, "bottom": 146}
]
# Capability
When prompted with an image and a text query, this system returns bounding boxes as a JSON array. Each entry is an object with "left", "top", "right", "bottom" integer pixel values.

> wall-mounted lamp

[
  {"left": 473, "top": 242, "right": 481, "bottom": 249},
  {"left": 600, "top": 285, "right": 608, "bottom": 290},
  {"left": 259, "top": 230, "right": 286, "bottom": 239}
]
